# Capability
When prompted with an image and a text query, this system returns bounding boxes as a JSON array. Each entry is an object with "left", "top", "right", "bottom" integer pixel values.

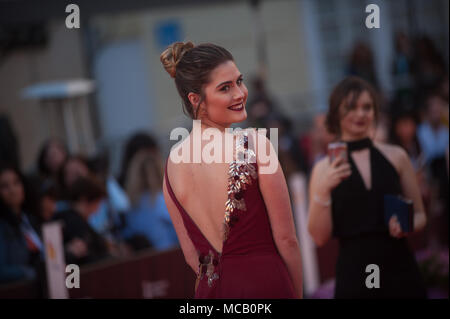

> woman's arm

[
  {"left": 163, "top": 171, "right": 199, "bottom": 274},
  {"left": 378, "top": 144, "right": 427, "bottom": 237},
  {"left": 307, "top": 159, "right": 333, "bottom": 246},
  {"left": 256, "top": 133, "right": 303, "bottom": 298},
  {"left": 307, "top": 155, "right": 351, "bottom": 246}
]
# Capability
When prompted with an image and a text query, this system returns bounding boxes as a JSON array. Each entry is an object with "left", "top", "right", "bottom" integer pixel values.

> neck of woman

[
  {"left": 340, "top": 132, "right": 371, "bottom": 142},
  {"left": 197, "top": 118, "right": 230, "bottom": 133}
]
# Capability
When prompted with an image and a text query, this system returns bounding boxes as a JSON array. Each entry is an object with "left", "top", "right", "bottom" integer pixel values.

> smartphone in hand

[{"left": 328, "top": 142, "right": 348, "bottom": 164}]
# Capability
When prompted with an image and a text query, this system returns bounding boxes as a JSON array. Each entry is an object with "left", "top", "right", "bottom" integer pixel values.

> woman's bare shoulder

[
  {"left": 168, "top": 134, "right": 191, "bottom": 164},
  {"left": 167, "top": 138, "right": 193, "bottom": 184}
]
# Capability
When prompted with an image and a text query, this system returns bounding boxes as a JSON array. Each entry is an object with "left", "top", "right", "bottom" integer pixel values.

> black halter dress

[{"left": 331, "top": 138, "right": 426, "bottom": 298}]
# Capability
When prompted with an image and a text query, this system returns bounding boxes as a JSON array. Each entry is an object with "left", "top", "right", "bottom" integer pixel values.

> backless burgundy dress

[{"left": 164, "top": 132, "right": 296, "bottom": 298}]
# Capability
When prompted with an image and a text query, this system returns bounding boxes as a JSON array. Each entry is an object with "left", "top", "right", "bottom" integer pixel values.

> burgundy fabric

[{"left": 164, "top": 159, "right": 296, "bottom": 298}]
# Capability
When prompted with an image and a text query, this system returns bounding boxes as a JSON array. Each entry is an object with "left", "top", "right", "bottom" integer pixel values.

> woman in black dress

[{"left": 308, "top": 76, "right": 427, "bottom": 298}]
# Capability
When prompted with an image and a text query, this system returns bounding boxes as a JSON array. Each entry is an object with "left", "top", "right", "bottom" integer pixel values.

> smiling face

[
  {"left": 192, "top": 60, "right": 248, "bottom": 128},
  {"left": 339, "top": 90, "right": 375, "bottom": 140}
]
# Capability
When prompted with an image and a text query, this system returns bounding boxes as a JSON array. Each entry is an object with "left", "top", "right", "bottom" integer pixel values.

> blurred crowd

[
  {"left": 0, "top": 129, "right": 179, "bottom": 286},
  {"left": 0, "top": 32, "right": 448, "bottom": 296}
]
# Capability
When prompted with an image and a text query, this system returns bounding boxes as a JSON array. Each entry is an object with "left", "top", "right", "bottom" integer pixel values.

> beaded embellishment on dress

[
  {"left": 224, "top": 131, "right": 258, "bottom": 241},
  {"left": 198, "top": 250, "right": 220, "bottom": 287},
  {"left": 197, "top": 131, "right": 258, "bottom": 289}
]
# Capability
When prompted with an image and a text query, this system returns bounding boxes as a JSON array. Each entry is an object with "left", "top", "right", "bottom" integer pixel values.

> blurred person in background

[
  {"left": 417, "top": 92, "right": 449, "bottom": 165},
  {"left": 417, "top": 92, "right": 449, "bottom": 246},
  {"left": 413, "top": 36, "right": 447, "bottom": 99},
  {"left": 117, "top": 132, "right": 165, "bottom": 252},
  {"left": 52, "top": 177, "right": 111, "bottom": 265},
  {"left": 308, "top": 76, "right": 427, "bottom": 298},
  {"left": 25, "top": 176, "right": 59, "bottom": 234},
  {"left": 59, "top": 155, "right": 132, "bottom": 255},
  {"left": 0, "top": 163, "right": 43, "bottom": 284},
  {"left": 347, "top": 42, "right": 379, "bottom": 89},
  {"left": 390, "top": 111, "right": 425, "bottom": 171},
  {"left": 35, "top": 181, "right": 58, "bottom": 225},
  {"left": 161, "top": 42, "right": 302, "bottom": 298},
  {"left": 122, "top": 148, "right": 177, "bottom": 251},
  {"left": 264, "top": 114, "right": 308, "bottom": 178},
  {"left": 118, "top": 132, "right": 159, "bottom": 187},
  {"left": 308, "top": 113, "right": 336, "bottom": 167},
  {"left": 87, "top": 152, "right": 130, "bottom": 243},
  {"left": 57, "top": 155, "right": 90, "bottom": 212},
  {"left": 0, "top": 114, "right": 21, "bottom": 169},
  {"left": 391, "top": 32, "right": 415, "bottom": 115},
  {"left": 246, "top": 96, "right": 273, "bottom": 129},
  {"left": 245, "top": 76, "right": 282, "bottom": 129},
  {"left": 37, "top": 139, "right": 68, "bottom": 187},
  {"left": 389, "top": 112, "right": 431, "bottom": 233},
  {"left": 438, "top": 75, "right": 449, "bottom": 105}
]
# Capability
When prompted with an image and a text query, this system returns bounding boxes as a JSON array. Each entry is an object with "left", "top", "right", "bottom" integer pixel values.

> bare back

[{"left": 166, "top": 132, "right": 240, "bottom": 253}]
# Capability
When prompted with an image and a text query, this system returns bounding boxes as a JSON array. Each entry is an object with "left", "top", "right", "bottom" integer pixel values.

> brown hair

[
  {"left": 326, "top": 76, "right": 379, "bottom": 136},
  {"left": 160, "top": 42, "right": 234, "bottom": 119},
  {"left": 67, "top": 177, "right": 106, "bottom": 203},
  {"left": 124, "top": 150, "right": 164, "bottom": 206}
]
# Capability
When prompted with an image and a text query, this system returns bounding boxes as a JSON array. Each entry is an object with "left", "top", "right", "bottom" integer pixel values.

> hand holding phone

[
  {"left": 328, "top": 142, "right": 348, "bottom": 164},
  {"left": 316, "top": 142, "right": 351, "bottom": 193}
]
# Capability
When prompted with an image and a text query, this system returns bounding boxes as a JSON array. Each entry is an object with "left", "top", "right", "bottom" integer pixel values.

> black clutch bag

[{"left": 383, "top": 194, "right": 414, "bottom": 233}]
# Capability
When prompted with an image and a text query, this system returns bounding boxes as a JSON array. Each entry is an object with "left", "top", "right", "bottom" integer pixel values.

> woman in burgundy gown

[{"left": 161, "top": 42, "right": 303, "bottom": 298}]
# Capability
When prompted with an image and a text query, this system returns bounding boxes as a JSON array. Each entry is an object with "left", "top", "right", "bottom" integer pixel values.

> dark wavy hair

[
  {"left": 0, "top": 163, "right": 34, "bottom": 235},
  {"left": 58, "top": 155, "right": 90, "bottom": 200},
  {"left": 67, "top": 177, "right": 106, "bottom": 203},
  {"left": 37, "top": 139, "right": 68, "bottom": 177}
]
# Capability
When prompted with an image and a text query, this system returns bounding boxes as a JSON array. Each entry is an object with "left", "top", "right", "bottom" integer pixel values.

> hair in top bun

[{"left": 160, "top": 41, "right": 195, "bottom": 78}]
